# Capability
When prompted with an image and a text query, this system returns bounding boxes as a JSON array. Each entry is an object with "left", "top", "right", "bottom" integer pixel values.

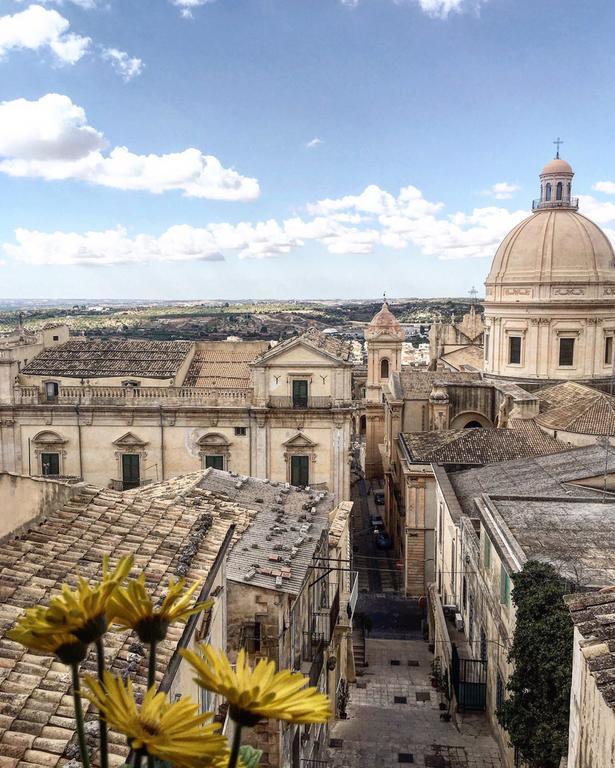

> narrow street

[{"left": 328, "top": 467, "right": 504, "bottom": 768}]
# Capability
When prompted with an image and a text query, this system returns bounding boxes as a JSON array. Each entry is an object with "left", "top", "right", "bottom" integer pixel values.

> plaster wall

[{"left": 0, "top": 473, "right": 82, "bottom": 538}]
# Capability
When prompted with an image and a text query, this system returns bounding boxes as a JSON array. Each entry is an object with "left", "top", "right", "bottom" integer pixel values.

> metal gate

[{"left": 451, "top": 644, "right": 487, "bottom": 711}]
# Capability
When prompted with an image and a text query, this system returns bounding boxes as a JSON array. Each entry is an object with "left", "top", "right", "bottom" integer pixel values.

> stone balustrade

[{"left": 14, "top": 384, "right": 251, "bottom": 407}]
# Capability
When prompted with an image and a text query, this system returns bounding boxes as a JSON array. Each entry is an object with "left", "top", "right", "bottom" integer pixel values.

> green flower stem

[
  {"left": 70, "top": 663, "right": 91, "bottom": 768},
  {"left": 228, "top": 723, "right": 243, "bottom": 768},
  {"left": 95, "top": 638, "right": 109, "bottom": 768},
  {"left": 148, "top": 638, "right": 157, "bottom": 690}
]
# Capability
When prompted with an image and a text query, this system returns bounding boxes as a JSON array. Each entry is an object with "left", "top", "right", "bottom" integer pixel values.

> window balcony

[
  {"left": 268, "top": 396, "right": 333, "bottom": 409},
  {"left": 532, "top": 197, "right": 579, "bottom": 211}
]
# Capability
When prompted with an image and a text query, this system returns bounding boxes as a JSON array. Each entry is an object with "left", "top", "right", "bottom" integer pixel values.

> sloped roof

[
  {"left": 400, "top": 426, "right": 568, "bottom": 465},
  {"left": 395, "top": 370, "right": 483, "bottom": 398},
  {"left": 565, "top": 589, "right": 615, "bottom": 713},
  {"left": 182, "top": 341, "right": 268, "bottom": 388},
  {"left": 438, "top": 345, "right": 484, "bottom": 371},
  {"left": 536, "top": 381, "right": 615, "bottom": 435},
  {"left": 21, "top": 340, "right": 193, "bottom": 379},
  {"left": 198, "top": 470, "right": 334, "bottom": 594},
  {"left": 444, "top": 444, "right": 615, "bottom": 518},
  {"left": 253, "top": 328, "right": 354, "bottom": 365},
  {"left": 0, "top": 474, "right": 253, "bottom": 767}
]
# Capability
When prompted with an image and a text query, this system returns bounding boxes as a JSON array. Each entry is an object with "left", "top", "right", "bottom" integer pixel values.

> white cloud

[
  {"left": 577, "top": 195, "right": 615, "bottom": 226},
  {"left": 171, "top": 0, "right": 216, "bottom": 19},
  {"left": 344, "top": 0, "right": 486, "bottom": 18},
  {"left": 0, "top": 94, "right": 260, "bottom": 200},
  {"left": 101, "top": 47, "right": 144, "bottom": 81},
  {"left": 306, "top": 137, "right": 323, "bottom": 149},
  {"left": 17, "top": 1, "right": 98, "bottom": 8},
  {"left": 593, "top": 181, "right": 615, "bottom": 195},
  {"left": 484, "top": 181, "right": 520, "bottom": 200},
  {"left": 0, "top": 4, "right": 90, "bottom": 64}
]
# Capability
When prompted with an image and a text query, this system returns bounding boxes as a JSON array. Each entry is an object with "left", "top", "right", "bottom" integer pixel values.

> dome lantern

[{"left": 533, "top": 139, "right": 578, "bottom": 211}]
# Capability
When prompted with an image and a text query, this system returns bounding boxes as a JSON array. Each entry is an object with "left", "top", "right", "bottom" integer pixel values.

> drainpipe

[
  {"left": 28, "top": 437, "right": 31, "bottom": 476},
  {"left": 159, "top": 406, "right": 165, "bottom": 481},
  {"left": 75, "top": 404, "right": 83, "bottom": 480}
]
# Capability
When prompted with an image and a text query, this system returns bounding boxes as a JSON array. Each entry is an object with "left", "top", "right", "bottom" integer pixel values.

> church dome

[
  {"left": 541, "top": 157, "right": 573, "bottom": 175},
  {"left": 365, "top": 301, "right": 404, "bottom": 339},
  {"left": 486, "top": 209, "right": 615, "bottom": 293}
]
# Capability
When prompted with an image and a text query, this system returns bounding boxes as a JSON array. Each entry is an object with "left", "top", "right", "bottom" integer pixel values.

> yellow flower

[
  {"left": 181, "top": 646, "right": 332, "bottom": 726},
  {"left": 9, "top": 554, "right": 133, "bottom": 647},
  {"left": 6, "top": 626, "right": 88, "bottom": 665},
  {"left": 108, "top": 574, "right": 212, "bottom": 643},
  {"left": 84, "top": 672, "right": 228, "bottom": 768}
]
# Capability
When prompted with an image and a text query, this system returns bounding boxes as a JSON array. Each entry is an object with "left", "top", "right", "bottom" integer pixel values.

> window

[
  {"left": 290, "top": 455, "right": 309, "bottom": 487},
  {"left": 483, "top": 535, "right": 491, "bottom": 568},
  {"left": 484, "top": 332, "right": 490, "bottom": 362},
  {"left": 52, "top": 335, "right": 59, "bottom": 341},
  {"left": 122, "top": 380, "right": 140, "bottom": 389},
  {"left": 545, "top": 183, "right": 552, "bottom": 201},
  {"left": 41, "top": 452, "right": 60, "bottom": 476},
  {"left": 559, "top": 337, "right": 575, "bottom": 367},
  {"left": 45, "top": 381, "right": 59, "bottom": 402},
  {"left": 480, "top": 628, "right": 487, "bottom": 661},
  {"left": 462, "top": 576, "right": 467, "bottom": 609},
  {"left": 451, "top": 541, "right": 456, "bottom": 585},
  {"left": 605, "top": 336, "right": 613, "bottom": 366},
  {"left": 380, "top": 358, "right": 390, "bottom": 379},
  {"left": 121, "top": 454, "right": 140, "bottom": 489},
  {"left": 234, "top": 427, "right": 247, "bottom": 436},
  {"left": 292, "top": 379, "right": 308, "bottom": 408},
  {"left": 205, "top": 455, "right": 225, "bottom": 470},
  {"left": 496, "top": 671, "right": 505, "bottom": 712},
  {"left": 508, "top": 336, "right": 521, "bottom": 365},
  {"left": 556, "top": 182, "right": 563, "bottom": 201},
  {"left": 500, "top": 566, "right": 510, "bottom": 607}
]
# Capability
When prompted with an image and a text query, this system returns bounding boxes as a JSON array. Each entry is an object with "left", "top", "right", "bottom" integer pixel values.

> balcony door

[
  {"left": 292, "top": 379, "right": 308, "bottom": 408},
  {"left": 41, "top": 452, "right": 60, "bottom": 476},
  {"left": 290, "top": 455, "right": 309, "bottom": 487},
  {"left": 122, "top": 453, "right": 140, "bottom": 490}
]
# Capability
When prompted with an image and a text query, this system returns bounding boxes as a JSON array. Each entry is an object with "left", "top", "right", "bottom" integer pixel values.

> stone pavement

[{"left": 328, "top": 638, "right": 503, "bottom": 768}]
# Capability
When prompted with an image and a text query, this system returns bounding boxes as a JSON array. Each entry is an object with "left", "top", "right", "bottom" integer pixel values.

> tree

[{"left": 497, "top": 561, "right": 573, "bottom": 768}]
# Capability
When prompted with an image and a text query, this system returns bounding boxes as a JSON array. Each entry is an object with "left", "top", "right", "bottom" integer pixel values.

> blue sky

[{"left": 1, "top": 0, "right": 614, "bottom": 300}]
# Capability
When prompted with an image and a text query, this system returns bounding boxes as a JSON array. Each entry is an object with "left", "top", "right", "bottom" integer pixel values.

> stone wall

[{"left": 0, "top": 472, "right": 83, "bottom": 539}]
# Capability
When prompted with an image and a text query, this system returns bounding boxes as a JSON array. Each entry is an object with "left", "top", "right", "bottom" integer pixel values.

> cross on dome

[{"left": 553, "top": 136, "right": 564, "bottom": 158}]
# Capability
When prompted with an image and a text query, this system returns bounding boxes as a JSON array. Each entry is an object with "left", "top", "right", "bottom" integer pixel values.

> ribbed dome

[
  {"left": 541, "top": 157, "right": 573, "bottom": 175},
  {"left": 365, "top": 302, "right": 404, "bottom": 339},
  {"left": 486, "top": 209, "right": 615, "bottom": 294}
]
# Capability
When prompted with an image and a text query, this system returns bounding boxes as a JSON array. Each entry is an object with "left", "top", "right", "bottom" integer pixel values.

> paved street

[{"left": 332, "top": 470, "right": 503, "bottom": 767}]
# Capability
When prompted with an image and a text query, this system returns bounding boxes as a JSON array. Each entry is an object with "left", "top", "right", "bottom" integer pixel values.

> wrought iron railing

[{"left": 532, "top": 197, "right": 579, "bottom": 211}]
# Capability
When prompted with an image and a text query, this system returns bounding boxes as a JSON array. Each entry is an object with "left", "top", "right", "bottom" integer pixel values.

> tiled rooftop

[
  {"left": 182, "top": 341, "right": 269, "bottom": 388},
  {"left": 484, "top": 496, "right": 615, "bottom": 588},
  {"left": 536, "top": 381, "right": 615, "bottom": 435},
  {"left": 393, "top": 370, "right": 483, "bottom": 398},
  {"left": 400, "top": 425, "right": 567, "bottom": 465},
  {"left": 443, "top": 444, "right": 615, "bottom": 518},
  {"left": 21, "top": 340, "right": 193, "bottom": 379},
  {"left": 438, "top": 345, "right": 484, "bottom": 371},
  {"left": 0, "top": 473, "right": 254, "bottom": 767},
  {"left": 565, "top": 589, "right": 615, "bottom": 712},
  {"left": 198, "top": 469, "right": 334, "bottom": 594}
]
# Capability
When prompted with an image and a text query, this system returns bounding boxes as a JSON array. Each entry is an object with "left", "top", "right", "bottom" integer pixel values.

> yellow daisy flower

[
  {"left": 108, "top": 574, "right": 212, "bottom": 643},
  {"left": 181, "top": 645, "right": 332, "bottom": 726},
  {"left": 84, "top": 672, "right": 229, "bottom": 768},
  {"left": 9, "top": 554, "right": 133, "bottom": 647},
  {"left": 7, "top": 626, "right": 88, "bottom": 665}
]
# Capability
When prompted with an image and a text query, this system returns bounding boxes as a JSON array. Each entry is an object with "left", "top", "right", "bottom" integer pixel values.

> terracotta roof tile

[
  {"left": 0, "top": 473, "right": 256, "bottom": 767},
  {"left": 536, "top": 381, "right": 615, "bottom": 435}
]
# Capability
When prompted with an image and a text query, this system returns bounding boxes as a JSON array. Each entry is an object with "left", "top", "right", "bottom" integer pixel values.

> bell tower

[{"left": 363, "top": 301, "right": 404, "bottom": 478}]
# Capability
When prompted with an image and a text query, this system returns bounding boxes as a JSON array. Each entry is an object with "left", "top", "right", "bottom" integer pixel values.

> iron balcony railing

[
  {"left": 109, "top": 478, "right": 153, "bottom": 491},
  {"left": 267, "top": 396, "right": 333, "bottom": 409},
  {"left": 532, "top": 197, "right": 579, "bottom": 211}
]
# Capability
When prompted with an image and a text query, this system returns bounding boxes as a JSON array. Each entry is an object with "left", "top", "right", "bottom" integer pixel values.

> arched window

[
  {"left": 380, "top": 358, "right": 390, "bottom": 379},
  {"left": 567, "top": 182, "right": 571, "bottom": 198},
  {"left": 464, "top": 420, "right": 483, "bottom": 429},
  {"left": 545, "top": 183, "right": 552, "bottom": 201},
  {"left": 556, "top": 182, "right": 563, "bottom": 201}
]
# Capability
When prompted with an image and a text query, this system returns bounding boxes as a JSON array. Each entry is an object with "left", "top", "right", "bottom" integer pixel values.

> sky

[{"left": 1, "top": 0, "right": 615, "bottom": 301}]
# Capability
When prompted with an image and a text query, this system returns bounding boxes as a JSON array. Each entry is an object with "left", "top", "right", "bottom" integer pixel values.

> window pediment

[
  {"left": 282, "top": 431, "right": 318, "bottom": 449},
  {"left": 33, "top": 430, "right": 67, "bottom": 445},
  {"left": 113, "top": 432, "right": 148, "bottom": 448},
  {"left": 196, "top": 433, "right": 230, "bottom": 448}
]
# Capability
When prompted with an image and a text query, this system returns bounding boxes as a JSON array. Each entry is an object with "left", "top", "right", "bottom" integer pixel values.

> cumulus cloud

[
  {"left": 3, "top": 181, "right": 535, "bottom": 266},
  {"left": 0, "top": 4, "right": 90, "bottom": 64},
  {"left": 101, "top": 47, "right": 144, "bottom": 81},
  {"left": 0, "top": 94, "right": 260, "bottom": 200},
  {"left": 593, "top": 181, "right": 615, "bottom": 195},
  {"left": 484, "top": 182, "right": 520, "bottom": 200},
  {"left": 306, "top": 137, "right": 323, "bottom": 149},
  {"left": 343, "top": 0, "right": 486, "bottom": 17},
  {"left": 17, "top": 1, "right": 98, "bottom": 8},
  {"left": 171, "top": 0, "right": 216, "bottom": 19}
]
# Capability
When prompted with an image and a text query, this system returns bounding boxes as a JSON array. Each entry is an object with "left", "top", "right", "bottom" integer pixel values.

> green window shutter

[{"left": 500, "top": 566, "right": 510, "bottom": 607}]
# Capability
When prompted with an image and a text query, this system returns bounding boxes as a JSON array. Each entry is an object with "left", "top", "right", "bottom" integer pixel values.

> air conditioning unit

[{"left": 454, "top": 613, "right": 464, "bottom": 631}]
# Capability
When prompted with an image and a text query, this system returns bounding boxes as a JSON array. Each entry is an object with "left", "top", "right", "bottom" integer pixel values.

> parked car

[
  {"left": 369, "top": 514, "right": 385, "bottom": 531},
  {"left": 375, "top": 532, "right": 393, "bottom": 549},
  {"left": 373, "top": 490, "right": 385, "bottom": 505}
]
